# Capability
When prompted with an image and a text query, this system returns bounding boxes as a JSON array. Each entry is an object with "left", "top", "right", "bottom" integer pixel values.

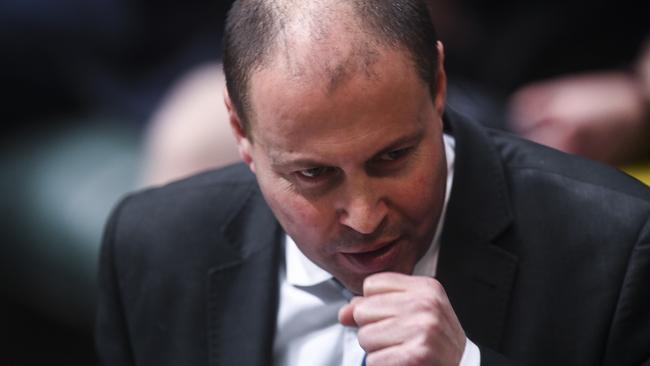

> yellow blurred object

[{"left": 621, "top": 162, "right": 650, "bottom": 186}]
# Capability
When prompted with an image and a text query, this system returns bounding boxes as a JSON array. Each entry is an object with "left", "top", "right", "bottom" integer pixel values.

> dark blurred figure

[
  {"left": 0, "top": 0, "right": 231, "bottom": 364},
  {"left": 140, "top": 0, "right": 649, "bottom": 189},
  {"left": 430, "top": 0, "right": 649, "bottom": 165}
]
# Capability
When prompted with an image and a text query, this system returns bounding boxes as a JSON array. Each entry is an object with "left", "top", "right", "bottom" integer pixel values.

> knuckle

[
  {"left": 415, "top": 313, "right": 440, "bottom": 335},
  {"left": 352, "top": 305, "right": 363, "bottom": 323},
  {"left": 352, "top": 301, "right": 370, "bottom": 324},
  {"left": 425, "top": 313, "right": 441, "bottom": 330},
  {"left": 357, "top": 326, "right": 371, "bottom": 348},
  {"left": 411, "top": 295, "right": 439, "bottom": 314},
  {"left": 422, "top": 277, "right": 444, "bottom": 293},
  {"left": 412, "top": 297, "right": 433, "bottom": 313},
  {"left": 362, "top": 274, "right": 378, "bottom": 292},
  {"left": 405, "top": 343, "right": 432, "bottom": 366}
]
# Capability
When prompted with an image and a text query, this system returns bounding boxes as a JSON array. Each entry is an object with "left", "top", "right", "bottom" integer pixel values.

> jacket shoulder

[
  {"left": 489, "top": 129, "right": 650, "bottom": 205},
  {"left": 116, "top": 163, "right": 257, "bottom": 226},
  {"left": 104, "top": 163, "right": 265, "bottom": 271}
]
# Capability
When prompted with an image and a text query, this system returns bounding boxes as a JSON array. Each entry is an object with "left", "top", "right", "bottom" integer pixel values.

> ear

[
  {"left": 224, "top": 88, "right": 256, "bottom": 173},
  {"left": 433, "top": 41, "right": 447, "bottom": 116}
]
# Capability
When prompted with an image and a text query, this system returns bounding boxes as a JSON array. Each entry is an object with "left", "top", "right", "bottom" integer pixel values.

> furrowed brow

[{"left": 371, "top": 129, "right": 425, "bottom": 158}]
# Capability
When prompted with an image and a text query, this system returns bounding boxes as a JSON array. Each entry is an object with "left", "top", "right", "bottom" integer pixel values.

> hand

[
  {"left": 338, "top": 272, "right": 466, "bottom": 366},
  {"left": 508, "top": 72, "right": 649, "bottom": 165}
]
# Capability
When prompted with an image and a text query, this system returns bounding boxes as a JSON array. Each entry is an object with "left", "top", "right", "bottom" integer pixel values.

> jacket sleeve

[
  {"left": 479, "top": 346, "right": 518, "bottom": 366},
  {"left": 95, "top": 197, "right": 135, "bottom": 366},
  {"left": 479, "top": 215, "right": 650, "bottom": 366},
  {"left": 603, "top": 216, "right": 650, "bottom": 366}
]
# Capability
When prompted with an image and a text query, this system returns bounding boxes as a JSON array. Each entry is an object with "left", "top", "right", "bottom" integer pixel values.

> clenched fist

[{"left": 339, "top": 272, "right": 467, "bottom": 366}]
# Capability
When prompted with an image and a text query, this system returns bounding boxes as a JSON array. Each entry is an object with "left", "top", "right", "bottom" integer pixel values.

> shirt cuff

[{"left": 459, "top": 338, "right": 481, "bottom": 366}]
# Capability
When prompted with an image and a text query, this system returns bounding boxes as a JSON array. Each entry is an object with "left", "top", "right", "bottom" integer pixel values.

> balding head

[
  {"left": 223, "top": 0, "right": 439, "bottom": 136},
  {"left": 257, "top": 1, "right": 381, "bottom": 93}
]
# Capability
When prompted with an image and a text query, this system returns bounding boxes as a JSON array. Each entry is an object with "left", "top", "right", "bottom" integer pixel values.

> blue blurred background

[{"left": 1, "top": 0, "right": 232, "bottom": 363}]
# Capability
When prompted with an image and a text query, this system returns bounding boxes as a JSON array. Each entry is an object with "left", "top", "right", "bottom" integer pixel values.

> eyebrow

[
  {"left": 270, "top": 128, "right": 426, "bottom": 171},
  {"left": 271, "top": 156, "right": 323, "bottom": 172}
]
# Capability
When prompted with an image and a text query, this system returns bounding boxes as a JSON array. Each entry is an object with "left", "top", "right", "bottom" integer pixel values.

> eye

[
  {"left": 378, "top": 147, "right": 411, "bottom": 162},
  {"left": 296, "top": 166, "right": 334, "bottom": 180}
]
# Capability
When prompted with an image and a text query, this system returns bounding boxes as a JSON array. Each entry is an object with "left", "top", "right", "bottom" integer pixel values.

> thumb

[{"left": 338, "top": 297, "right": 362, "bottom": 327}]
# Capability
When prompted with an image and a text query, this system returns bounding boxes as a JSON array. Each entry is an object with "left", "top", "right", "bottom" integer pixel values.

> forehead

[
  {"left": 247, "top": 47, "right": 433, "bottom": 160},
  {"left": 253, "top": 45, "right": 422, "bottom": 113},
  {"left": 263, "top": 11, "right": 382, "bottom": 94}
]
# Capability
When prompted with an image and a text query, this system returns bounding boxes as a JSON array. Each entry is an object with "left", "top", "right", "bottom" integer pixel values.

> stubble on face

[{"left": 240, "top": 11, "right": 447, "bottom": 293}]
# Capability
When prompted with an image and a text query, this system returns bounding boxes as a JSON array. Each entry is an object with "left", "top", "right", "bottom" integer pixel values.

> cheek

[
  {"left": 262, "top": 182, "right": 337, "bottom": 253},
  {"left": 400, "top": 175, "right": 436, "bottom": 217},
  {"left": 396, "top": 152, "right": 446, "bottom": 222}
]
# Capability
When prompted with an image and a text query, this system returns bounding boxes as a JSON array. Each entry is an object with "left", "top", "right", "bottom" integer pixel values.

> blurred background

[
  {"left": 1, "top": 0, "right": 647, "bottom": 364},
  {"left": 1, "top": 1, "right": 232, "bottom": 364}
]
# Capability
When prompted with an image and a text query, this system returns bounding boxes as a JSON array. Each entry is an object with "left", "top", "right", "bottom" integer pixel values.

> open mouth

[{"left": 340, "top": 239, "right": 400, "bottom": 273}]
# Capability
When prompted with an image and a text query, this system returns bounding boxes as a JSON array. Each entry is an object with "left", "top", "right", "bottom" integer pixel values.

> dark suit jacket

[{"left": 96, "top": 110, "right": 650, "bottom": 365}]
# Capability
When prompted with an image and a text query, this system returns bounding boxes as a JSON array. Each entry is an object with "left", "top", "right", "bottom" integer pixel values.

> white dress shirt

[{"left": 273, "top": 134, "right": 481, "bottom": 366}]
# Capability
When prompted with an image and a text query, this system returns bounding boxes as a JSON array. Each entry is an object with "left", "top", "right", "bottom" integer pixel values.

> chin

[
  {"left": 333, "top": 272, "right": 365, "bottom": 295},
  {"left": 345, "top": 279, "right": 365, "bottom": 296}
]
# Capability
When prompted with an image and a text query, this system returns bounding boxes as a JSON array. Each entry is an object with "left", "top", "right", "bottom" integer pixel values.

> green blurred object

[{"left": 1, "top": 119, "right": 141, "bottom": 333}]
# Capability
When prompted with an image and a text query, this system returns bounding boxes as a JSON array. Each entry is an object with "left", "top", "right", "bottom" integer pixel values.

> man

[{"left": 96, "top": 0, "right": 650, "bottom": 365}]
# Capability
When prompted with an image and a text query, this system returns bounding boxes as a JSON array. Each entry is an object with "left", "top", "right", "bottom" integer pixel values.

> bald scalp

[
  {"left": 223, "top": 0, "right": 438, "bottom": 135},
  {"left": 268, "top": 2, "right": 382, "bottom": 94}
]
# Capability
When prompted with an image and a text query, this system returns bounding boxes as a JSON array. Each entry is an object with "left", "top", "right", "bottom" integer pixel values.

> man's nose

[{"left": 337, "top": 179, "right": 388, "bottom": 235}]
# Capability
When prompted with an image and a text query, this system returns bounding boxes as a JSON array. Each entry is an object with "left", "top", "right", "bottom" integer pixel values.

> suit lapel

[
  {"left": 207, "top": 185, "right": 283, "bottom": 366},
  {"left": 437, "top": 109, "right": 518, "bottom": 350},
  {"left": 204, "top": 111, "right": 519, "bottom": 361}
]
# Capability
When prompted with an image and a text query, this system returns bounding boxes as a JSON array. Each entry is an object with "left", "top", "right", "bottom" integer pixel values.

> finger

[
  {"left": 361, "top": 275, "right": 460, "bottom": 332},
  {"left": 365, "top": 343, "right": 428, "bottom": 366},
  {"left": 352, "top": 291, "right": 413, "bottom": 326},
  {"left": 363, "top": 274, "right": 456, "bottom": 325},
  {"left": 357, "top": 317, "right": 400, "bottom": 353},
  {"left": 357, "top": 299, "right": 462, "bottom": 351},
  {"left": 362, "top": 272, "right": 419, "bottom": 296},
  {"left": 363, "top": 273, "right": 445, "bottom": 297},
  {"left": 338, "top": 296, "right": 363, "bottom": 327},
  {"left": 357, "top": 314, "right": 428, "bottom": 353},
  {"left": 339, "top": 303, "right": 356, "bottom": 327},
  {"left": 354, "top": 290, "right": 456, "bottom": 328}
]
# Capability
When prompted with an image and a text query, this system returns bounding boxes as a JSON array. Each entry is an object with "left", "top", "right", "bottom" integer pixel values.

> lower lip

[{"left": 340, "top": 239, "right": 400, "bottom": 274}]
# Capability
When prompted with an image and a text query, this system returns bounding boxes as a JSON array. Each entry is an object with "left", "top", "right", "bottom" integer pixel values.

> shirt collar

[
  {"left": 285, "top": 235, "right": 333, "bottom": 286},
  {"left": 285, "top": 133, "right": 456, "bottom": 287}
]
